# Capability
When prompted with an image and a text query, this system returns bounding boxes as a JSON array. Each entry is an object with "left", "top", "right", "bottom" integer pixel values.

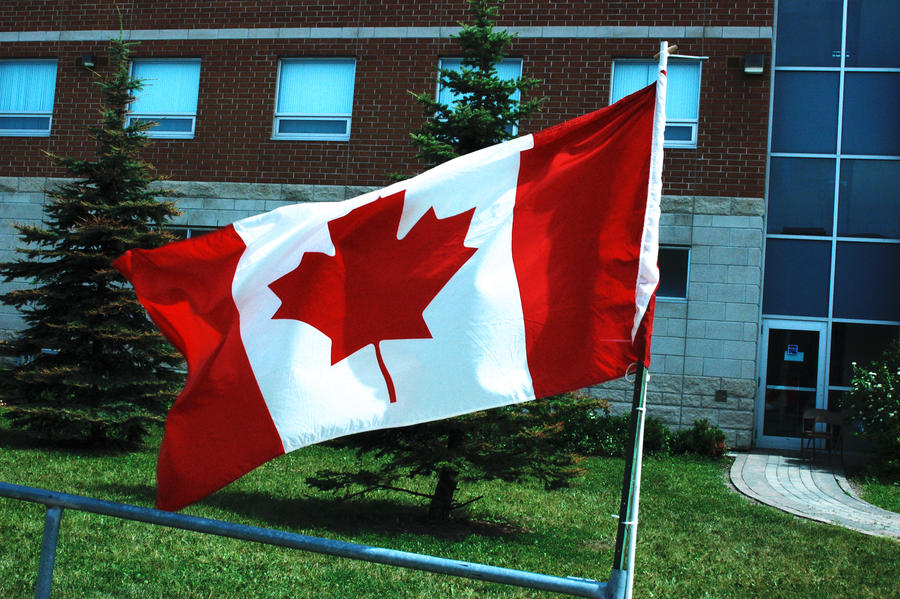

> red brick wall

[
  {"left": 2, "top": 1, "right": 772, "bottom": 31},
  {"left": 0, "top": 2, "right": 773, "bottom": 198}
]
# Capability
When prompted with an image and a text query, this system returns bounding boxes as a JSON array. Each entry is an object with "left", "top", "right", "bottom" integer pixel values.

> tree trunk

[{"left": 428, "top": 467, "right": 458, "bottom": 520}]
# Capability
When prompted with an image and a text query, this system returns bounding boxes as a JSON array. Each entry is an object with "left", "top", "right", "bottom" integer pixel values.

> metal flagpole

[
  {"left": 607, "top": 40, "right": 668, "bottom": 599},
  {"left": 607, "top": 361, "right": 649, "bottom": 599},
  {"left": 623, "top": 362, "right": 649, "bottom": 599}
]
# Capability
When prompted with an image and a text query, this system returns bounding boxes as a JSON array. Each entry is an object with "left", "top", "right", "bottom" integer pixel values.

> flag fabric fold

[{"left": 114, "top": 83, "right": 663, "bottom": 511}]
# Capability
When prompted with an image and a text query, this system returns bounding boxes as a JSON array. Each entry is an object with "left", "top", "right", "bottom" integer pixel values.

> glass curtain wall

[{"left": 764, "top": 0, "right": 899, "bottom": 418}]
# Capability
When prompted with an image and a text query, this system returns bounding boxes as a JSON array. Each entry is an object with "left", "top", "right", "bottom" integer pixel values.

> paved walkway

[{"left": 729, "top": 450, "right": 900, "bottom": 540}]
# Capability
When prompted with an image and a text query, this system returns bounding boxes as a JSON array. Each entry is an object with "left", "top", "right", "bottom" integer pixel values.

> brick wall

[
  {"left": 1, "top": 1, "right": 772, "bottom": 32},
  {"left": 0, "top": 36, "right": 770, "bottom": 198}
]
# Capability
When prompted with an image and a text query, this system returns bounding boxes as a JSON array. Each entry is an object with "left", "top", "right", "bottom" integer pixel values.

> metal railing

[{"left": 0, "top": 481, "right": 618, "bottom": 599}]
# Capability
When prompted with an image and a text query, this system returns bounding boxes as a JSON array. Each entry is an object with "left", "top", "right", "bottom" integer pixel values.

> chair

[{"left": 800, "top": 408, "right": 844, "bottom": 464}]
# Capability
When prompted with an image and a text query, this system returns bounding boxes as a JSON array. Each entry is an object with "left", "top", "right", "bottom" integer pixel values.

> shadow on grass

[
  {"left": 93, "top": 482, "right": 528, "bottom": 541},
  {"left": 0, "top": 422, "right": 47, "bottom": 450},
  {"left": 0, "top": 426, "right": 139, "bottom": 458}
]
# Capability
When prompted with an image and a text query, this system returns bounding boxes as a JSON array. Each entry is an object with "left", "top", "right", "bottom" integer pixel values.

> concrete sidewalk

[{"left": 729, "top": 450, "right": 900, "bottom": 540}]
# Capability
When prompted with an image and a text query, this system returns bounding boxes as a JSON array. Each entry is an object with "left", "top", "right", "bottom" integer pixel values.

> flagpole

[
  {"left": 607, "top": 40, "right": 668, "bottom": 599},
  {"left": 608, "top": 361, "right": 649, "bottom": 599},
  {"left": 623, "top": 362, "right": 649, "bottom": 599}
]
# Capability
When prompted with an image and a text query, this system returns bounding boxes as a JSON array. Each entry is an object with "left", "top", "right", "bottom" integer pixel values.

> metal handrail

[{"left": 0, "top": 481, "right": 610, "bottom": 599}]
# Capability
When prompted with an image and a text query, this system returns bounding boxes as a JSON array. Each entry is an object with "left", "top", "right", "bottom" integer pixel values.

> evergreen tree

[
  {"left": 0, "top": 38, "right": 182, "bottom": 447},
  {"left": 308, "top": 1, "right": 599, "bottom": 521},
  {"left": 408, "top": 0, "right": 543, "bottom": 168}
]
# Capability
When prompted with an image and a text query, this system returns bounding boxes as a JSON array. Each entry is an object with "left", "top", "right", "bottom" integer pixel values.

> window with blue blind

[
  {"left": 0, "top": 59, "right": 57, "bottom": 136},
  {"left": 128, "top": 59, "right": 201, "bottom": 139},
  {"left": 657, "top": 246, "right": 690, "bottom": 300},
  {"left": 611, "top": 59, "right": 702, "bottom": 148},
  {"left": 274, "top": 58, "right": 356, "bottom": 141},
  {"left": 437, "top": 58, "right": 523, "bottom": 135}
]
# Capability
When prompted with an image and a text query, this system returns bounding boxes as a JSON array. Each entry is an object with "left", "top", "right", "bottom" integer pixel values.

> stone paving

[{"left": 730, "top": 450, "right": 900, "bottom": 540}]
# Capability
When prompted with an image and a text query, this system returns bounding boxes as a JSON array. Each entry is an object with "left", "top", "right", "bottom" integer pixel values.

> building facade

[{"left": 0, "top": 1, "right": 896, "bottom": 450}]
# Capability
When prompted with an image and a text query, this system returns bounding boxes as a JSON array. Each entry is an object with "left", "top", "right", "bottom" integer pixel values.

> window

[
  {"left": 657, "top": 246, "right": 690, "bottom": 300},
  {"left": 170, "top": 225, "right": 215, "bottom": 240},
  {"left": 437, "top": 57, "right": 523, "bottom": 134},
  {"left": 611, "top": 59, "right": 702, "bottom": 148},
  {"left": 274, "top": 58, "right": 356, "bottom": 141},
  {"left": 437, "top": 57, "right": 523, "bottom": 105},
  {"left": 128, "top": 59, "right": 201, "bottom": 139},
  {"left": 0, "top": 59, "right": 57, "bottom": 136}
]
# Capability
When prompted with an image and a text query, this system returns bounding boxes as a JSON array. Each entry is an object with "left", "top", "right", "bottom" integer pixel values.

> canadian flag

[{"left": 114, "top": 82, "right": 665, "bottom": 511}]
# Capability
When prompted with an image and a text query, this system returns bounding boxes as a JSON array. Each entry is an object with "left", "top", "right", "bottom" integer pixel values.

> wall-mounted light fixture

[
  {"left": 80, "top": 53, "right": 96, "bottom": 69},
  {"left": 743, "top": 54, "right": 764, "bottom": 75}
]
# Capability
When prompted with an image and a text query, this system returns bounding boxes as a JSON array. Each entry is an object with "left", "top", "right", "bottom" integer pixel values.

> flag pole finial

[{"left": 653, "top": 44, "right": 678, "bottom": 60}]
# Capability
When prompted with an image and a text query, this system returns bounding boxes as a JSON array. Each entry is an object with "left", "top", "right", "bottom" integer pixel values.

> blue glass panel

[
  {"left": 150, "top": 118, "right": 192, "bottom": 132},
  {"left": 278, "top": 119, "right": 347, "bottom": 134},
  {"left": 0, "top": 115, "right": 51, "bottom": 131},
  {"left": 771, "top": 72, "right": 839, "bottom": 154},
  {"left": 846, "top": 0, "right": 900, "bottom": 67},
  {"left": 841, "top": 73, "right": 900, "bottom": 156},
  {"left": 838, "top": 160, "right": 900, "bottom": 239},
  {"left": 663, "top": 124, "right": 693, "bottom": 142},
  {"left": 830, "top": 323, "right": 900, "bottom": 386},
  {"left": 775, "top": 0, "right": 843, "bottom": 67},
  {"left": 767, "top": 157, "right": 835, "bottom": 235},
  {"left": 763, "top": 239, "right": 831, "bottom": 316},
  {"left": 657, "top": 247, "right": 689, "bottom": 299},
  {"left": 132, "top": 117, "right": 193, "bottom": 133},
  {"left": 834, "top": 242, "right": 900, "bottom": 320}
]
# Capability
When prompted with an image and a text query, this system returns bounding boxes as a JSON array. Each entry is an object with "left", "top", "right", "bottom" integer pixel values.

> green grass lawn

[
  {"left": 1, "top": 420, "right": 898, "bottom": 599},
  {"left": 856, "top": 477, "right": 900, "bottom": 514}
]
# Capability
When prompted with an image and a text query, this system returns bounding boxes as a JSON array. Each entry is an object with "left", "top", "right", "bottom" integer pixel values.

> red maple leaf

[{"left": 268, "top": 190, "right": 477, "bottom": 403}]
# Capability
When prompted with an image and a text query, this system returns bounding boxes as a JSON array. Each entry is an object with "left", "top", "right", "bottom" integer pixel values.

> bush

[
  {"left": 557, "top": 398, "right": 671, "bottom": 458},
  {"left": 643, "top": 415, "right": 673, "bottom": 456},
  {"left": 672, "top": 419, "right": 727, "bottom": 457},
  {"left": 557, "top": 401, "right": 628, "bottom": 457},
  {"left": 843, "top": 341, "right": 900, "bottom": 480}
]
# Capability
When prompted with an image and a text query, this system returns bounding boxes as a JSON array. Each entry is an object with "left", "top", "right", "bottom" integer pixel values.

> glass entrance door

[{"left": 756, "top": 320, "right": 827, "bottom": 449}]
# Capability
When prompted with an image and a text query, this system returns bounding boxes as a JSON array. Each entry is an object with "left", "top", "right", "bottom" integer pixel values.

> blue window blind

[
  {"left": 0, "top": 59, "right": 57, "bottom": 136},
  {"left": 274, "top": 58, "right": 356, "bottom": 141},
  {"left": 437, "top": 58, "right": 523, "bottom": 136},
  {"left": 130, "top": 59, "right": 201, "bottom": 139},
  {"left": 437, "top": 58, "right": 523, "bottom": 107},
  {"left": 611, "top": 60, "right": 701, "bottom": 148}
]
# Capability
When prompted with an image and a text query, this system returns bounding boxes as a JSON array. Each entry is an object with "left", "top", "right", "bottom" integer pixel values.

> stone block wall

[
  {"left": 1, "top": 178, "right": 764, "bottom": 448},
  {"left": 0, "top": 177, "right": 378, "bottom": 337},
  {"left": 588, "top": 195, "right": 764, "bottom": 449}
]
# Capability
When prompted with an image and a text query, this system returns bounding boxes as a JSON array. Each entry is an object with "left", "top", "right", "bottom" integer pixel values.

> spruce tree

[
  {"left": 307, "top": 0, "right": 601, "bottom": 521},
  {"left": 408, "top": 0, "right": 543, "bottom": 168},
  {"left": 0, "top": 38, "right": 182, "bottom": 447}
]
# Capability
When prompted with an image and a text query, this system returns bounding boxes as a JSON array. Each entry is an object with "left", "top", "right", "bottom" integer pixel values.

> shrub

[
  {"left": 844, "top": 341, "right": 900, "bottom": 480},
  {"left": 556, "top": 399, "right": 671, "bottom": 458},
  {"left": 643, "top": 415, "right": 673, "bottom": 456},
  {"left": 672, "top": 419, "right": 727, "bottom": 457},
  {"left": 557, "top": 400, "right": 628, "bottom": 457}
]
